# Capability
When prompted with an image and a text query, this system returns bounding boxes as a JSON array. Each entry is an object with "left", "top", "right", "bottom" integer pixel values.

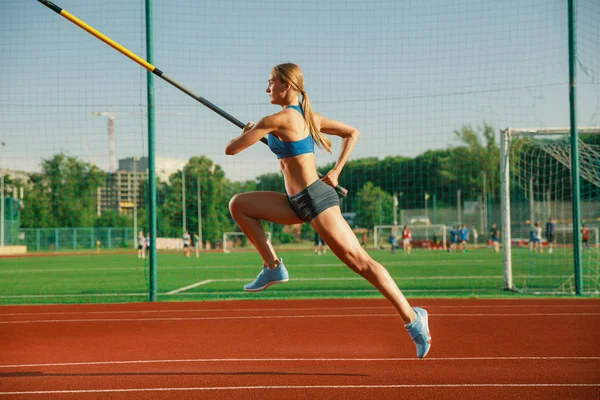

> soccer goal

[
  {"left": 500, "top": 127, "right": 600, "bottom": 294},
  {"left": 222, "top": 232, "right": 272, "bottom": 253},
  {"left": 373, "top": 225, "right": 447, "bottom": 250}
]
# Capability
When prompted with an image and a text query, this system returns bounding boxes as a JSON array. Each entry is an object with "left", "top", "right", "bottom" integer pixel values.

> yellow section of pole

[{"left": 60, "top": 10, "right": 156, "bottom": 73}]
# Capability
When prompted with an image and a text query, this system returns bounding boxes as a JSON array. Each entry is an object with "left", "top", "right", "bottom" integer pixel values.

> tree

[
  {"left": 439, "top": 123, "right": 500, "bottom": 204},
  {"left": 255, "top": 172, "right": 285, "bottom": 193},
  {"left": 356, "top": 182, "right": 393, "bottom": 229},
  {"left": 95, "top": 209, "right": 131, "bottom": 228},
  {"left": 157, "top": 156, "right": 232, "bottom": 242},
  {"left": 20, "top": 174, "right": 51, "bottom": 228},
  {"left": 21, "top": 154, "right": 105, "bottom": 228}
]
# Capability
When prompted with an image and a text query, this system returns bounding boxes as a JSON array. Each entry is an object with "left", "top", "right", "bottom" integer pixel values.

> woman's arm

[
  {"left": 225, "top": 113, "right": 281, "bottom": 155},
  {"left": 314, "top": 113, "right": 360, "bottom": 186}
]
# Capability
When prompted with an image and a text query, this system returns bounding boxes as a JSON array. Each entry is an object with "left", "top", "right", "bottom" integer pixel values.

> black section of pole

[
  {"left": 37, "top": 0, "right": 62, "bottom": 14},
  {"left": 160, "top": 73, "right": 246, "bottom": 128}
]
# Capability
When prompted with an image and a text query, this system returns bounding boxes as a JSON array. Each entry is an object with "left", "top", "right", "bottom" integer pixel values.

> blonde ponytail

[
  {"left": 272, "top": 63, "right": 332, "bottom": 153},
  {"left": 300, "top": 91, "right": 331, "bottom": 153}
]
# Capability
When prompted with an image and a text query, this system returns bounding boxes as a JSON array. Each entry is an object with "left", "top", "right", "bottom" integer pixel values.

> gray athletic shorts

[{"left": 287, "top": 179, "right": 340, "bottom": 222}]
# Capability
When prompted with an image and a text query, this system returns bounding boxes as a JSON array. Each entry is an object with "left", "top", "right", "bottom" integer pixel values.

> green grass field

[{"left": 1, "top": 247, "right": 598, "bottom": 305}]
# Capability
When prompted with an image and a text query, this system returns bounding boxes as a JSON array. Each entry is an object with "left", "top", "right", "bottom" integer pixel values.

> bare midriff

[{"left": 278, "top": 153, "right": 320, "bottom": 196}]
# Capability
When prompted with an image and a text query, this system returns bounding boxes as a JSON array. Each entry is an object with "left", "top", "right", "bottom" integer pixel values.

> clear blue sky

[{"left": 1, "top": 0, "right": 598, "bottom": 181}]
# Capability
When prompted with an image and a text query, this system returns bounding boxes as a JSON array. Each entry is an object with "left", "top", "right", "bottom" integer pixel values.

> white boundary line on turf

[
  {"left": 2, "top": 273, "right": 586, "bottom": 298},
  {"left": 1, "top": 312, "right": 599, "bottom": 324},
  {"left": 201, "top": 275, "right": 592, "bottom": 282},
  {"left": 166, "top": 280, "right": 213, "bottom": 295},
  {"left": 1, "top": 304, "right": 598, "bottom": 317},
  {"left": 1, "top": 356, "right": 599, "bottom": 369},
  {"left": 205, "top": 276, "right": 510, "bottom": 282},
  {"left": 0, "top": 260, "right": 508, "bottom": 274},
  {"left": 0, "top": 383, "right": 599, "bottom": 395}
]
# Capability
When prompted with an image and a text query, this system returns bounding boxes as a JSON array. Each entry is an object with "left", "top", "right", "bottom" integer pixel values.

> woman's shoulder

[
  {"left": 265, "top": 109, "right": 297, "bottom": 126},
  {"left": 270, "top": 108, "right": 311, "bottom": 135}
]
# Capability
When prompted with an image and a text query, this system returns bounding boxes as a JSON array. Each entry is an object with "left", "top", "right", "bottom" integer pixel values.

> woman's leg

[
  {"left": 311, "top": 206, "right": 415, "bottom": 324},
  {"left": 229, "top": 191, "right": 304, "bottom": 268}
]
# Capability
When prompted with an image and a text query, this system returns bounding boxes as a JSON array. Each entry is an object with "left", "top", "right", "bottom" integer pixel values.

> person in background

[
  {"left": 581, "top": 224, "right": 590, "bottom": 250},
  {"left": 388, "top": 228, "right": 397, "bottom": 253},
  {"left": 449, "top": 226, "right": 458, "bottom": 252},
  {"left": 529, "top": 223, "right": 536, "bottom": 252},
  {"left": 531, "top": 222, "right": 542, "bottom": 253},
  {"left": 459, "top": 224, "right": 469, "bottom": 252},
  {"left": 137, "top": 231, "right": 146, "bottom": 259},
  {"left": 432, "top": 232, "right": 440, "bottom": 250},
  {"left": 490, "top": 222, "right": 500, "bottom": 253},
  {"left": 193, "top": 232, "right": 201, "bottom": 258},
  {"left": 314, "top": 231, "right": 325, "bottom": 255},
  {"left": 402, "top": 226, "right": 412, "bottom": 255},
  {"left": 182, "top": 231, "right": 191, "bottom": 257},
  {"left": 545, "top": 217, "right": 556, "bottom": 254}
]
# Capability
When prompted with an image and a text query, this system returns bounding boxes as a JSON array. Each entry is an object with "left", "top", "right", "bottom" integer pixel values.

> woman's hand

[
  {"left": 242, "top": 122, "right": 255, "bottom": 134},
  {"left": 321, "top": 168, "right": 341, "bottom": 188},
  {"left": 225, "top": 115, "right": 278, "bottom": 155}
]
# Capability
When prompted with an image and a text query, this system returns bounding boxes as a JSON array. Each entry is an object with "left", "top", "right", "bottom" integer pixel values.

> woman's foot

[
  {"left": 405, "top": 307, "right": 431, "bottom": 358},
  {"left": 243, "top": 260, "right": 289, "bottom": 292}
]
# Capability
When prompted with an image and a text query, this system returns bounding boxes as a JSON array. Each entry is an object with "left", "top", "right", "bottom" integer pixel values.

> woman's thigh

[
  {"left": 310, "top": 206, "right": 366, "bottom": 261},
  {"left": 229, "top": 191, "right": 305, "bottom": 225}
]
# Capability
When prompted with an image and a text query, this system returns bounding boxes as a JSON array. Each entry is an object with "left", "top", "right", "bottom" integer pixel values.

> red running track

[{"left": 0, "top": 298, "right": 599, "bottom": 399}]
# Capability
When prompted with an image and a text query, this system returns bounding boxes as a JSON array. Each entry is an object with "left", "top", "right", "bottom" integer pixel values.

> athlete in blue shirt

[
  {"left": 389, "top": 228, "right": 397, "bottom": 253},
  {"left": 449, "top": 226, "right": 458, "bottom": 252},
  {"left": 459, "top": 224, "right": 469, "bottom": 252}
]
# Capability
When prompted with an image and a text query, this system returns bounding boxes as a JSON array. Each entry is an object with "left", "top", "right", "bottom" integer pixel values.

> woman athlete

[{"left": 225, "top": 63, "right": 431, "bottom": 358}]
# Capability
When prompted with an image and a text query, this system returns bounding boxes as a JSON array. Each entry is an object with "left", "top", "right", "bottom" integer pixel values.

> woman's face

[{"left": 266, "top": 72, "right": 289, "bottom": 105}]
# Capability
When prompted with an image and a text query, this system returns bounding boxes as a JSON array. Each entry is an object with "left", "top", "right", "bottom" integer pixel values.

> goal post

[
  {"left": 222, "top": 232, "right": 272, "bottom": 253},
  {"left": 500, "top": 127, "right": 600, "bottom": 294},
  {"left": 373, "top": 225, "right": 447, "bottom": 250}
]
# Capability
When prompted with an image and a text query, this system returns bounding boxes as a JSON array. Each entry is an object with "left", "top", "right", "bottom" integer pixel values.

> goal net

[
  {"left": 222, "top": 232, "right": 272, "bottom": 254},
  {"left": 373, "top": 225, "right": 447, "bottom": 250},
  {"left": 500, "top": 127, "right": 600, "bottom": 294}
]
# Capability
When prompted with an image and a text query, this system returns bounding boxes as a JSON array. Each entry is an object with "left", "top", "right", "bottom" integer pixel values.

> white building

[
  {"left": 119, "top": 156, "right": 188, "bottom": 183},
  {"left": 96, "top": 156, "right": 188, "bottom": 215}
]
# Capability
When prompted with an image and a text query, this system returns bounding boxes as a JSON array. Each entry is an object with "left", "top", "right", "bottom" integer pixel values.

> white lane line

[
  {"left": 1, "top": 356, "right": 599, "bottom": 369},
  {"left": 0, "top": 383, "right": 599, "bottom": 395},
  {"left": 2, "top": 304, "right": 597, "bottom": 317},
  {"left": 1, "top": 312, "right": 599, "bottom": 324},
  {"left": 165, "top": 280, "right": 213, "bottom": 295}
]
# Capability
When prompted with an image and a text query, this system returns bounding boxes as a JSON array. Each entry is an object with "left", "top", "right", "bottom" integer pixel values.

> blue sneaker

[
  {"left": 405, "top": 307, "right": 431, "bottom": 358},
  {"left": 243, "top": 260, "right": 289, "bottom": 292}
]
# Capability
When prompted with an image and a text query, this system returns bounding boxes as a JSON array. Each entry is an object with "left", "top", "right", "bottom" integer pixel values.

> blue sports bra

[{"left": 267, "top": 105, "right": 315, "bottom": 159}]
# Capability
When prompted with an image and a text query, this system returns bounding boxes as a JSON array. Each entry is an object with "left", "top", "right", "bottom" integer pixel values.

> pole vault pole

[{"left": 37, "top": 0, "right": 348, "bottom": 197}]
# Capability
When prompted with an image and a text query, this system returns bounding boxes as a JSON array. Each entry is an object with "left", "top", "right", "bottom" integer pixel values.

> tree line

[{"left": 10, "top": 124, "right": 519, "bottom": 243}]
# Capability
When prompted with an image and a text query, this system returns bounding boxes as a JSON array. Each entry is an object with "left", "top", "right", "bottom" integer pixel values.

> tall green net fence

[{"left": 0, "top": 0, "right": 598, "bottom": 303}]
